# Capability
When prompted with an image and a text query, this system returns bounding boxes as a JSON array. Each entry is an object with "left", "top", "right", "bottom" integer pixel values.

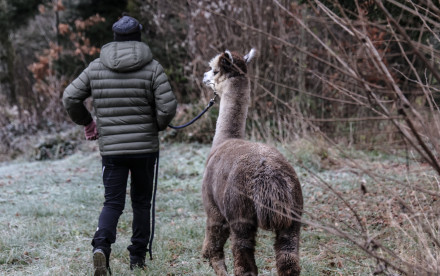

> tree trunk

[{"left": 0, "top": 35, "right": 18, "bottom": 106}]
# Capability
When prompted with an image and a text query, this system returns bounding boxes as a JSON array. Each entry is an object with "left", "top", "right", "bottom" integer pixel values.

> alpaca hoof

[
  {"left": 277, "top": 253, "right": 301, "bottom": 276},
  {"left": 209, "top": 257, "right": 228, "bottom": 276},
  {"left": 234, "top": 268, "right": 258, "bottom": 276}
]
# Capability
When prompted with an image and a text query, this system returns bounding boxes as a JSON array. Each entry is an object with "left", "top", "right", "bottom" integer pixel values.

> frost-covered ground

[{"left": 0, "top": 142, "right": 437, "bottom": 275}]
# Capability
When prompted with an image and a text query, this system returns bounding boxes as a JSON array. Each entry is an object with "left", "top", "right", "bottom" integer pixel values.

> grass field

[{"left": 0, "top": 142, "right": 436, "bottom": 275}]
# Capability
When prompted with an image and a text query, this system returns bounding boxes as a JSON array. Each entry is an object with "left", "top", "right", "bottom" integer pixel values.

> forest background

[{"left": 0, "top": 0, "right": 439, "bottom": 275}]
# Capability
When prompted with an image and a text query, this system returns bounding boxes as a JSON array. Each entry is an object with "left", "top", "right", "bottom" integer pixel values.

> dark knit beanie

[{"left": 112, "top": 16, "right": 143, "bottom": 42}]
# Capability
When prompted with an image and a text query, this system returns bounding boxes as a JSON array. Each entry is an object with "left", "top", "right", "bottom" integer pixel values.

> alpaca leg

[
  {"left": 230, "top": 221, "right": 258, "bottom": 276},
  {"left": 202, "top": 215, "right": 230, "bottom": 276},
  {"left": 274, "top": 222, "right": 301, "bottom": 276}
]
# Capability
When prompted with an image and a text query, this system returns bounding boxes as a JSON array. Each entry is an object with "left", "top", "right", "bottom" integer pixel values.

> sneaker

[
  {"left": 129, "top": 255, "right": 146, "bottom": 270},
  {"left": 93, "top": 249, "right": 110, "bottom": 276}
]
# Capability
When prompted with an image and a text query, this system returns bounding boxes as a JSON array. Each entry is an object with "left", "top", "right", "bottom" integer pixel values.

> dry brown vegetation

[{"left": 0, "top": 0, "right": 439, "bottom": 274}]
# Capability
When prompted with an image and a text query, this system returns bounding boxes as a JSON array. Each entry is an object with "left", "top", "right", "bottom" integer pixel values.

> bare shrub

[{"left": 273, "top": 0, "right": 440, "bottom": 274}]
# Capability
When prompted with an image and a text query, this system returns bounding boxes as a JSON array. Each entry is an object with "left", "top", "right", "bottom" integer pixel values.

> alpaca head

[{"left": 203, "top": 49, "right": 256, "bottom": 93}]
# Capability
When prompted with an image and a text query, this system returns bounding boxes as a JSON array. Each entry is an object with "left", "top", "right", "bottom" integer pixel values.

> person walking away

[{"left": 62, "top": 15, "right": 177, "bottom": 275}]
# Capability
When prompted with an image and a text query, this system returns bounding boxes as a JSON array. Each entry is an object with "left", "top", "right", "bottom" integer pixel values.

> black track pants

[{"left": 91, "top": 153, "right": 157, "bottom": 258}]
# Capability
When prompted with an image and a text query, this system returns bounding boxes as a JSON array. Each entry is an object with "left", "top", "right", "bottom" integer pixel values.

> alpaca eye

[{"left": 213, "top": 71, "right": 219, "bottom": 76}]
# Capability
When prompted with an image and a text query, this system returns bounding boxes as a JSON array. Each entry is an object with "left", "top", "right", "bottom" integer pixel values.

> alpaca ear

[
  {"left": 244, "top": 48, "right": 256, "bottom": 64},
  {"left": 225, "top": 50, "right": 234, "bottom": 63}
]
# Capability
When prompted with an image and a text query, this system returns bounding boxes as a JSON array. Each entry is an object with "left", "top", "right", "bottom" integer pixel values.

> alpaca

[{"left": 201, "top": 49, "right": 304, "bottom": 276}]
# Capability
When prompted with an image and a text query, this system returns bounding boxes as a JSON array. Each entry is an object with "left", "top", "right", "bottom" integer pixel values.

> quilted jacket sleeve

[
  {"left": 62, "top": 68, "right": 93, "bottom": 126},
  {"left": 152, "top": 63, "right": 177, "bottom": 131}
]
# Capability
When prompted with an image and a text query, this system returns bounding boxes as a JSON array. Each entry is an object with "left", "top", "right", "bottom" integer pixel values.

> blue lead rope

[
  {"left": 148, "top": 152, "right": 159, "bottom": 260},
  {"left": 167, "top": 93, "right": 217, "bottom": 130}
]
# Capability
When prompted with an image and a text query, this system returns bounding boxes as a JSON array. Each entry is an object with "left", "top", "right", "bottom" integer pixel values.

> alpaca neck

[{"left": 212, "top": 77, "right": 250, "bottom": 149}]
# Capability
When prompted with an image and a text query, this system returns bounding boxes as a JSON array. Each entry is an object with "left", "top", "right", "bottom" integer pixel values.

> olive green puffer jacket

[{"left": 63, "top": 41, "right": 177, "bottom": 156}]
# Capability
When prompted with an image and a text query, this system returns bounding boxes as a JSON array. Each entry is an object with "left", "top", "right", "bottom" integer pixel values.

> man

[{"left": 63, "top": 15, "right": 177, "bottom": 275}]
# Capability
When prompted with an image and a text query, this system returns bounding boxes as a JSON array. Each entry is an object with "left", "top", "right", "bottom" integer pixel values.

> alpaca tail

[{"left": 251, "top": 169, "right": 300, "bottom": 230}]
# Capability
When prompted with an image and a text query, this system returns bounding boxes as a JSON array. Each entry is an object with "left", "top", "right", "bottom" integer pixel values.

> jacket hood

[{"left": 100, "top": 41, "right": 153, "bottom": 72}]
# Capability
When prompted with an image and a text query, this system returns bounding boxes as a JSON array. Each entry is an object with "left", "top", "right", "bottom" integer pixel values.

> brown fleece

[{"left": 202, "top": 51, "right": 304, "bottom": 276}]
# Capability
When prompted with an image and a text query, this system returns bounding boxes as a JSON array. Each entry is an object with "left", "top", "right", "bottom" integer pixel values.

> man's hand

[{"left": 84, "top": 121, "right": 99, "bottom": 140}]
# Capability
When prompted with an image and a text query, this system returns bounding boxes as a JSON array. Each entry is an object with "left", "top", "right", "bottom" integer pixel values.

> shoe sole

[{"left": 93, "top": 251, "right": 107, "bottom": 276}]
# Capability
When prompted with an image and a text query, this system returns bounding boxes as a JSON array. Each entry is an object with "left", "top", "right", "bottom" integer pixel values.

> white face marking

[
  {"left": 203, "top": 69, "right": 215, "bottom": 89},
  {"left": 203, "top": 54, "right": 222, "bottom": 90}
]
